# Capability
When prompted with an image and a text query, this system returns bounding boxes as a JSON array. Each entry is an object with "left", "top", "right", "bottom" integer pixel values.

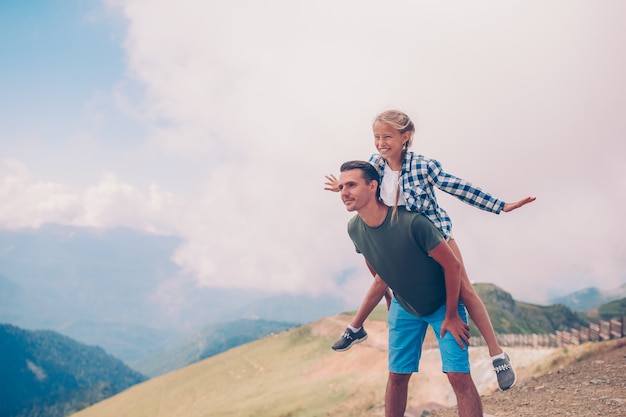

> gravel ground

[{"left": 427, "top": 339, "right": 626, "bottom": 417}]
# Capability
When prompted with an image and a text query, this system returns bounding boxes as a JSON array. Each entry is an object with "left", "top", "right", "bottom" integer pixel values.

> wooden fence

[{"left": 468, "top": 316, "right": 626, "bottom": 348}]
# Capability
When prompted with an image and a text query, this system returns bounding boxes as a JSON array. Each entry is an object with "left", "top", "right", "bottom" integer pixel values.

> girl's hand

[
  {"left": 324, "top": 174, "right": 340, "bottom": 192},
  {"left": 503, "top": 196, "right": 536, "bottom": 212}
]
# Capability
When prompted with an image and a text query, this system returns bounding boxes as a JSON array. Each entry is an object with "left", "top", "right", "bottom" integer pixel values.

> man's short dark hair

[{"left": 340, "top": 160, "right": 381, "bottom": 199}]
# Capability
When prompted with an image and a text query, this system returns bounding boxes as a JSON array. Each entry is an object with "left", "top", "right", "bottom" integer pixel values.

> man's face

[{"left": 338, "top": 169, "right": 376, "bottom": 212}]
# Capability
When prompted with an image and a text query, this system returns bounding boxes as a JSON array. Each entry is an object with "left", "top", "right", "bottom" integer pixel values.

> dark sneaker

[
  {"left": 331, "top": 327, "right": 368, "bottom": 352},
  {"left": 493, "top": 352, "right": 517, "bottom": 391}
]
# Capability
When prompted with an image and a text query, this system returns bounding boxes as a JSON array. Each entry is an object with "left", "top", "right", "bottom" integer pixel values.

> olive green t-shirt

[{"left": 347, "top": 206, "right": 446, "bottom": 316}]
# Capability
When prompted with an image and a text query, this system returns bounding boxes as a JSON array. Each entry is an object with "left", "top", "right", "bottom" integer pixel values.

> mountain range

[
  {"left": 1, "top": 223, "right": 624, "bottom": 375},
  {"left": 549, "top": 283, "right": 626, "bottom": 312},
  {"left": 0, "top": 224, "right": 348, "bottom": 363}
]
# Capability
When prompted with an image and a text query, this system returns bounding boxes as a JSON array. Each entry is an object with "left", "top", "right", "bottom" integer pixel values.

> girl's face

[{"left": 373, "top": 120, "right": 409, "bottom": 162}]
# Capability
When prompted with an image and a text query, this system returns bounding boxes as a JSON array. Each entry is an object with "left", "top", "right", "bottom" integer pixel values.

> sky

[{"left": 1, "top": 0, "right": 625, "bottom": 306}]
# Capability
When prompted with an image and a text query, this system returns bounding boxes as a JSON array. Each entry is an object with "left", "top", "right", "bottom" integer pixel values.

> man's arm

[{"left": 428, "top": 239, "right": 470, "bottom": 348}]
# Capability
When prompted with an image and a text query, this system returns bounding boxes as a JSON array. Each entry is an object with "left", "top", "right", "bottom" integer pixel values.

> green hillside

[
  {"left": 70, "top": 313, "right": 393, "bottom": 417},
  {"left": 471, "top": 283, "right": 590, "bottom": 336},
  {"left": 596, "top": 297, "right": 626, "bottom": 320},
  {"left": 0, "top": 323, "right": 146, "bottom": 417}
]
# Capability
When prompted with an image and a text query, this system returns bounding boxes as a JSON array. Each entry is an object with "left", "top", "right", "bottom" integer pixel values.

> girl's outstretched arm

[{"left": 503, "top": 196, "right": 536, "bottom": 212}]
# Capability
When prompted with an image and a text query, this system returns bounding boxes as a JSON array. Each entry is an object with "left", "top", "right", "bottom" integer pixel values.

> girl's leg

[
  {"left": 447, "top": 239, "right": 502, "bottom": 357},
  {"left": 332, "top": 274, "right": 389, "bottom": 351},
  {"left": 449, "top": 239, "right": 517, "bottom": 391},
  {"left": 349, "top": 274, "right": 389, "bottom": 328}
]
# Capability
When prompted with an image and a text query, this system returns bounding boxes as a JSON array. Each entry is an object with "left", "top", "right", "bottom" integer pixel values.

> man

[{"left": 338, "top": 160, "right": 483, "bottom": 417}]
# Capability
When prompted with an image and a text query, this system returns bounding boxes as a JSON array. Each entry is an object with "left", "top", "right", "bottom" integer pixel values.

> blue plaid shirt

[{"left": 369, "top": 152, "right": 505, "bottom": 238}]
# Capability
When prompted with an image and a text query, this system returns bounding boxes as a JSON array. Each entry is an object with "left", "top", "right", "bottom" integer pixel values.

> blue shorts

[{"left": 388, "top": 297, "right": 469, "bottom": 374}]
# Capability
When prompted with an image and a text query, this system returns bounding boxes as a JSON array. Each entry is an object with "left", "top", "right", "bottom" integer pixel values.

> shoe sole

[
  {"left": 331, "top": 335, "right": 368, "bottom": 352},
  {"left": 499, "top": 373, "right": 517, "bottom": 391}
]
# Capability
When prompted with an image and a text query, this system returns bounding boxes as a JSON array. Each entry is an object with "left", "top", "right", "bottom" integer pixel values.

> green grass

[
  {"left": 71, "top": 317, "right": 389, "bottom": 417},
  {"left": 339, "top": 303, "right": 389, "bottom": 322}
]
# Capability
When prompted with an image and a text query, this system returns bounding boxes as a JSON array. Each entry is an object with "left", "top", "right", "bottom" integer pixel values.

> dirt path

[{"left": 428, "top": 339, "right": 626, "bottom": 417}]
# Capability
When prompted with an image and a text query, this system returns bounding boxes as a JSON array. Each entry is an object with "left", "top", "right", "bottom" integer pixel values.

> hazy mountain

[
  {"left": 230, "top": 293, "right": 348, "bottom": 323},
  {"left": 55, "top": 320, "right": 186, "bottom": 363},
  {"left": 0, "top": 323, "right": 146, "bottom": 417},
  {"left": 0, "top": 274, "right": 21, "bottom": 323},
  {"left": 0, "top": 224, "right": 350, "bottom": 363},
  {"left": 549, "top": 283, "right": 626, "bottom": 311},
  {"left": 132, "top": 318, "right": 298, "bottom": 377}
]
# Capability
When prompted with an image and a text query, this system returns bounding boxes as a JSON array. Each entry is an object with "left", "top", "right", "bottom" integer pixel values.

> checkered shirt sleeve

[{"left": 424, "top": 158, "right": 505, "bottom": 213}]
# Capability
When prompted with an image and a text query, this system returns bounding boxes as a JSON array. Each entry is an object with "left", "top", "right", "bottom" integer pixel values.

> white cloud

[
  {"left": 0, "top": 160, "right": 178, "bottom": 234},
  {"left": 105, "top": 0, "right": 626, "bottom": 303},
  {"left": 79, "top": 173, "right": 178, "bottom": 232},
  {"left": 0, "top": 160, "right": 80, "bottom": 229},
  {"left": 168, "top": 161, "right": 359, "bottom": 295},
  {"left": 2, "top": 0, "right": 625, "bottom": 306}
]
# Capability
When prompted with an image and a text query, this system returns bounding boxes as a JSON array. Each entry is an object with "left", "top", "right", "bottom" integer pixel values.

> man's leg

[
  {"left": 447, "top": 372, "right": 483, "bottom": 417},
  {"left": 386, "top": 298, "right": 427, "bottom": 417},
  {"left": 385, "top": 372, "right": 411, "bottom": 417}
]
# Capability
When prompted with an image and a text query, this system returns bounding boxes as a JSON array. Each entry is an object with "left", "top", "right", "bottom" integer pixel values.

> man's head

[{"left": 338, "top": 161, "right": 381, "bottom": 212}]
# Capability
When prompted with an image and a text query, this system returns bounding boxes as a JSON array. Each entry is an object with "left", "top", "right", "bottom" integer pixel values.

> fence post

[{"left": 486, "top": 317, "right": 624, "bottom": 349}]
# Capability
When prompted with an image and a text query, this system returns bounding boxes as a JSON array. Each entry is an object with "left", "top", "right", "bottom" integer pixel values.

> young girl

[{"left": 325, "top": 109, "right": 535, "bottom": 391}]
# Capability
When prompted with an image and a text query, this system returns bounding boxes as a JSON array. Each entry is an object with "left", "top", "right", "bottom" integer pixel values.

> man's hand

[
  {"left": 503, "top": 196, "right": 536, "bottom": 212},
  {"left": 324, "top": 174, "right": 340, "bottom": 192},
  {"left": 440, "top": 316, "right": 470, "bottom": 350}
]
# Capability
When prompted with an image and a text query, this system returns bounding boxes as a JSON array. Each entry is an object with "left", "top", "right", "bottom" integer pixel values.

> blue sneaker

[{"left": 331, "top": 327, "right": 368, "bottom": 351}]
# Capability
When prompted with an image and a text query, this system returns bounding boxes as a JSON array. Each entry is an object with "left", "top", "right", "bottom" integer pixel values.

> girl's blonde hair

[
  {"left": 373, "top": 110, "right": 416, "bottom": 222},
  {"left": 373, "top": 109, "right": 416, "bottom": 149}
]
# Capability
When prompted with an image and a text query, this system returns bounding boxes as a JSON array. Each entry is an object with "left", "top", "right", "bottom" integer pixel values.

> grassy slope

[
  {"left": 70, "top": 310, "right": 391, "bottom": 417},
  {"left": 70, "top": 306, "right": 562, "bottom": 417}
]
